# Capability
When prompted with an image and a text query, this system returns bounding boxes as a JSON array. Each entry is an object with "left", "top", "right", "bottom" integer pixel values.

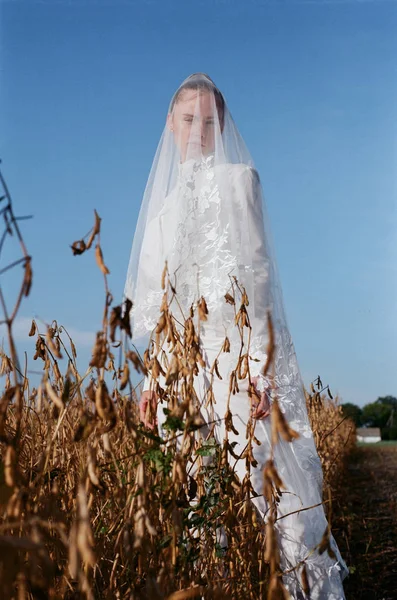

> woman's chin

[{"left": 182, "top": 147, "right": 213, "bottom": 162}]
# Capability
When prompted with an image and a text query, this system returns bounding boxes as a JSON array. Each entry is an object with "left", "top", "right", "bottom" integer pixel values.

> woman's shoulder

[{"left": 215, "top": 162, "right": 260, "bottom": 183}]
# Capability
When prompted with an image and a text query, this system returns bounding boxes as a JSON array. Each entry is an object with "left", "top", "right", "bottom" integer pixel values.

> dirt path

[{"left": 333, "top": 444, "right": 397, "bottom": 600}]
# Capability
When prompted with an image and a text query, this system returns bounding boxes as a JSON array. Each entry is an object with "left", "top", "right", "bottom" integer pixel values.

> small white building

[{"left": 356, "top": 427, "right": 382, "bottom": 443}]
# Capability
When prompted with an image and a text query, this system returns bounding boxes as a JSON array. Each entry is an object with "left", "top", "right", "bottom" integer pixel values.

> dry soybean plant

[
  {"left": 0, "top": 170, "right": 353, "bottom": 599},
  {"left": 305, "top": 377, "right": 355, "bottom": 486}
]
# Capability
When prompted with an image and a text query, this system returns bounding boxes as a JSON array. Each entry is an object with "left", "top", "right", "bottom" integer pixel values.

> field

[
  {"left": 334, "top": 443, "right": 397, "bottom": 600},
  {"left": 0, "top": 176, "right": 393, "bottom": 599}
]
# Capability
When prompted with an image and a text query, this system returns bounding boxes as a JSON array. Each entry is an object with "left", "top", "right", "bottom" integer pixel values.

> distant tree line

[{"left": 341, "top": 396, "right": 397, "bottom": 440}]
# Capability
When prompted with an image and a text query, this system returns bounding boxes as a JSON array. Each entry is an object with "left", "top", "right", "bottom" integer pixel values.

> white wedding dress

[{"left": 124, "top": 73, "right": 348, "bottom": 598}]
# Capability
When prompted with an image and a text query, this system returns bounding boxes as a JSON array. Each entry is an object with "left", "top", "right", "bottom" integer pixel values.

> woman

[{"left": 124, "top": 73, "right": 347, "bottom": 598}]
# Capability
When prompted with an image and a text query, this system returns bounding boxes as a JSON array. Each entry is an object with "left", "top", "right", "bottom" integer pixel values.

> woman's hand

[
  {"left": 139, "top": 390, "right": 158, "bottom": 429},
  {"left": 251, "top": 376, "right": 271, "bottom": 420}
]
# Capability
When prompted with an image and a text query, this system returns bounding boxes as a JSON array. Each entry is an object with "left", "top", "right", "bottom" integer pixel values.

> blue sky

[{"left": 0, "top": 0, "right": 396, "bottom": 406}]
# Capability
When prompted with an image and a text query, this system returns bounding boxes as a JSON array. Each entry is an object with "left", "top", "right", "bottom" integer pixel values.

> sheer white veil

[
  {"left": 124, "top": 72, "right": 308, "bottom": 430},
  {"left": 124, "top": 73, "right": 348, "bottom": 586}
]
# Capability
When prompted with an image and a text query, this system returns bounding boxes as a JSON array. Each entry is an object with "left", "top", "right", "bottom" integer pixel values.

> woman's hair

[{"left": 169, "top": 73, "right": 225, "bottom": 119}]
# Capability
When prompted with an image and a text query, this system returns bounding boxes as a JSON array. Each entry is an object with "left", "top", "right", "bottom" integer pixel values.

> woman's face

[{"left": 168, "top": 89, "right": 222, "bottom": 162}]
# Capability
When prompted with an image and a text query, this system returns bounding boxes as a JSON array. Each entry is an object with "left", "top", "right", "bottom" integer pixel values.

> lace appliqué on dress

[{"left": 168, "top": 156, "right": 238, "bottom": 329}]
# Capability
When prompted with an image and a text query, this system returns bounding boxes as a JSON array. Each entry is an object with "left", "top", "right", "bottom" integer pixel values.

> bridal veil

[{"left": 124, "top": 73, "right": 348, "bottom": 597}]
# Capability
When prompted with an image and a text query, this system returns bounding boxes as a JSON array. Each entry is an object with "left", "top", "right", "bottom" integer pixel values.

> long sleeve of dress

[
  {"left": 234, "top": 165, "right": 271, "bottom": 378},
  {"left": 131, "top": 215, "right": 165, "bottom": 394}
]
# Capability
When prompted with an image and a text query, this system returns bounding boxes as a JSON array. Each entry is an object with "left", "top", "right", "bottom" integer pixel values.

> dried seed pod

[
  {"left": 28, "top": 320, "right": 36, "bottom": 337},
  {"left": 236, "top": 355, "right": 244, "bottom": 380},
  {"left": 198, "top": 296, "right": 208, "bottom": 321},
  {"left": 172, "top": 455, "right": 187, "bottom": 485},
  {"left": 272, "top": 399, "right": 299, "bottom": 445},
  {"left": 102, "top": 432, "right": 112, "bottom": 454},
  {"left": 7, "top": 490, "right": 22, "bottom": 518},
  {"left": 87, "top": 446, "right": 102, "bottom": 489},
  {"left": 261, "top": 312, "right": 275, "bottom": 378},
  {"left": 225, "top": 409, "right": 239, "bottom": 435},
  {"left": 318, "top": 527, "right": 330, "bottom": 555},
  {"left": 224, "top": 293, "right": 235, "bottom": 305},
  {"left": 165, "top": 354, "right": 180, "bottom": 386},
  {"left": 0, "top": 354, "right": 12, "bottom": 376},
  {"left": 229, "top": 370, "right": 239, "bottom": 395},
  {"left": 301, "top": 565, "right": 310, "bottom": 595},
  {"left": 126, "top": 351, "right": 147, "bottom": 376},
  {"left": 135, "top": 459, "right": 145, "bottom": 488},
  {"left": 71, "top": 240, "right": 86, "bottom": 255},
  {"left": 166, "top": 587, "right": 205, "bottom": 600},
  {"left": 46, "top": 326, "right": 63, "bottom": 361},
  {"left": 45, "top": 381, "right": 65, "bottom": 412},
  {"left": 241, "top": 286, "right": 249, "bottom": 306},
  {"left": 151, "top": 357, "right": 166, "bottom": 380},
  {"left": 318, "top": 526, "right": 337, "bottom": 560},
  {"left": 156, "top": 312, "right": 167, "bottom": 335},
  {"left": 222, "top": 336, "right": 230, "bottom": 353},
  {"left": 23, "top": 258, "right": 32, "bottom": 296},
  {"left": 90, "top": 332, "right": 107, "bottom": 369},
  {"left": 161, "top": 260, "right": 168, "bottom": 290},
  {"left": 95, "top": 244, "right": 110, "bottom": 275},
  {"left": 4, "top": 445, "right": 16, "bottom": 487},
  {"left": 267, "top": 575, "right": 289, "bottom": 600},
  {"left": 85, "top": 380, "right": 96, "bottom": 403},
  {"left": 120, "top": 362, "right": 130, "bottom": 391},
  {"left": 160, "top": 292, "right": 168, "bottom": 312},
  {"left": 109, "top": 305, "right": 122, "bottom": 343},
  {"left": 33, "top": 336, "right": 46, "bottom": 362},
  {"left": 76, "top": 483, "right": 96, "bottom": 568},
  {"left": 68, "top": 522, "right": 78, "bottom": 579},
  {"left": 264, "top": 520, "right": 278, "bottom": 562},
  {"left": 235, "top": 304, "right": 250, "bottom": 328},
  {"left": 74, "top": 411, "right": 95, "bottom": 442},
  {"left": 95, "top": 381, "right": 115, "bottom": 421},
  {"left": 204, "top": 386, "right": 216, "bottom": 409},
  {"left": 240, "top": 354, "right": 249, "bottom": 379},
  {"left": 210, "top": 358, "right": 222, "bottom": 380},
  {"left": 53, "top": 360, "right": 62, "bottom": 382},
  {"left": 263, "top": 459, "right": 284, "bottom": 492},
  {"left": 86, "top": 210, "right": 101, "bottom": 249}
]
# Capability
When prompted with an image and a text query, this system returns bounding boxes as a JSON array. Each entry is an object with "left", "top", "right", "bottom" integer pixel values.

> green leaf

[
  {"left": 162, "top": 409, "right": 185, "bottom": 432},
  {"left": 195, "top": 439, "right": 218, "bottom": 457}
]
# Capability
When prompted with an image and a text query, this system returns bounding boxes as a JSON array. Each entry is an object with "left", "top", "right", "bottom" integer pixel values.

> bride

[{"left": 124, "top": 73, "right": 347, "bottom": 598}]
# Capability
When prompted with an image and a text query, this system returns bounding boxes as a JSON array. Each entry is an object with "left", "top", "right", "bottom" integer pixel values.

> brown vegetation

[{"left": 0, "top": 173, "right": 354, "bottom": 599}]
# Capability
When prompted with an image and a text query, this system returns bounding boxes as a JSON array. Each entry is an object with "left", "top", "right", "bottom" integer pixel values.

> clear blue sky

[{"left": 1, "top": 0, "right": 396, "bottom": 406}]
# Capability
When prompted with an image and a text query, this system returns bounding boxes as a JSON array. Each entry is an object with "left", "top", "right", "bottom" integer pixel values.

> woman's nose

[{"left": 192, "top": 120, "right": 206, "bottom": 139}]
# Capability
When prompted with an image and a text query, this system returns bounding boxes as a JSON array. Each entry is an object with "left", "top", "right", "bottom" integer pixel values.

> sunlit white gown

[{"left": 138, "top": 157, "right": 348, "bottom": 599}]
